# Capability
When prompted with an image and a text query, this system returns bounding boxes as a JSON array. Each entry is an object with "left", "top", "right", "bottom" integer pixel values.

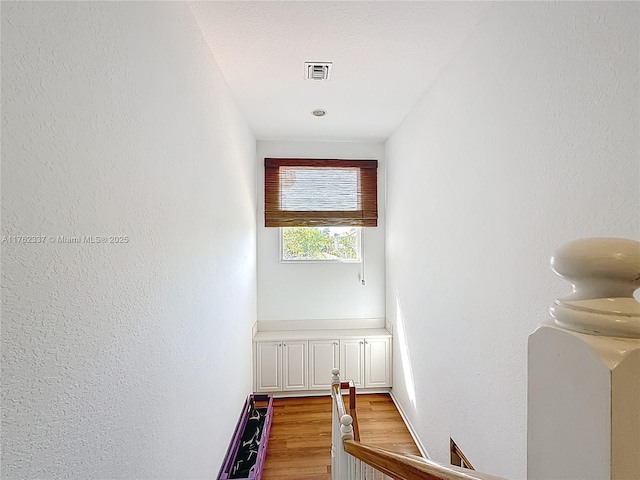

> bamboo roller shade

[{"left": 264, "top": 158, "right": 378, "bottom": 227}]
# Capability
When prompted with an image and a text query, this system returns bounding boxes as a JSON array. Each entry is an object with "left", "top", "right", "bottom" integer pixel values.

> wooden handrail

[
  {"left": 332, "top": 381, "right": 360, "bottom": 441},
  {"left": 343, "top": 441, "right": 505, "bottom": 480},
  {"left": 332, "top": 379, "right": 505, "bottom": 480},
  {"left": 450, "top": 438, "right": 475, "bottom": 470},
  {"left": 350, "top": 409, "right": 360, "bottom": 442},
  {"left": 332, "top": 383, "right": 347, "bottom": 419}
]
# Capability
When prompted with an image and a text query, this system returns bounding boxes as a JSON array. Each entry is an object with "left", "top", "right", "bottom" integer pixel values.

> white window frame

[{"left": 279, "top": 227, "right": 362, "bottom": 264}]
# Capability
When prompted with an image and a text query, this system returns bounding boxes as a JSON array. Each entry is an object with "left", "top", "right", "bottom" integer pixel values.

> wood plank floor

[{"left": 260, "top": 394, "right": 420, "bottom": 480}]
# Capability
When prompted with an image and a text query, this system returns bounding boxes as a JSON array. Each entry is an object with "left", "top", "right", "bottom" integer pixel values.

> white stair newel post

[
  {"left": 331, "top": 368, "right": 340, "bottom": 387},
  {"left": 340, "top": 414, "right": 355, "bottom": 480},
  {"left": 340, "top": 414, "right": 354, "bottom": 441},
  {"left": 331, "top": 368, "right": 341, "bottom": 480},
  {"left": 528, "top": 238, "right": 640, "bottom": 480}
]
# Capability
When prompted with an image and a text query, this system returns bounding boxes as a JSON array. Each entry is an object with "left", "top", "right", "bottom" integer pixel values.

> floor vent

[{"left": 304, "top": 62, "right": 332, "bottom": 80}]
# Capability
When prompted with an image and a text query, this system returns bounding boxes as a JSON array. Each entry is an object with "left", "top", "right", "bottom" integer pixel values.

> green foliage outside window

[{"left": 282, "top": 227, "right": 359, "bottom": 261}]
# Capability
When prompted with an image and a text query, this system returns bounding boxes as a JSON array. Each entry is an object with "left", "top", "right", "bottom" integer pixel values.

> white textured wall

[
  {"left": 1, "top": 3, "right": 256, "bottom": 479},
  {"left": 385, "top": 3, "right": 639, "bottom": 479},
  {"left": 257, "top": 141, "right": 385, "bottom": 322}
]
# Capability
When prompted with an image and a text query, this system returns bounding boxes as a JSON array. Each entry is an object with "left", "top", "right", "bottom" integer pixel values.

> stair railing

[{"left": 330, "top": 368, "right": 505, "bottom": 480}]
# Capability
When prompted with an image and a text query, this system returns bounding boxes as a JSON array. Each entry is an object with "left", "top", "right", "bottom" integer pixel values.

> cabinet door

[
  {"left": 283, "top": 341, "right": 308, "bottom": 391},
  {"left": 255, "top": 341, "right": 282, "bottom": 392},
  {"left": 309, "top": 340, "right": 340, "bottom": 390},
  {"left": 340, "top": 339, "right": 364, "bottom": 388},
  {"left": 364, "top": 338, "right": 391, "bottom": 388}
]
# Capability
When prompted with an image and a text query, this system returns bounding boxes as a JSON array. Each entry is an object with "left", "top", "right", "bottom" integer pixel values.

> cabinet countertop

[{"left": 253, "top": 328, "right": 392, "bottom": 342}]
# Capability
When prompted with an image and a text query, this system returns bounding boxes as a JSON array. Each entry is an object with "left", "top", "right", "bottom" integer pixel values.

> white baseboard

[{"left": 389, "top": 390, "right": 431, "bottom": 460}]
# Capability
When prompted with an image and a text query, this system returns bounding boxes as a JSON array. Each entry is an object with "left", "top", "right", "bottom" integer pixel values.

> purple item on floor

[{"left": 217, "top": 394, "right": 273, "bottom": 480}]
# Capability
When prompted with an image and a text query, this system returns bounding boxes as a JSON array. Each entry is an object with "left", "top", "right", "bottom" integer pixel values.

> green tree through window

[{"left": 282, "top": 227, "right": 359, "bottom": 261}]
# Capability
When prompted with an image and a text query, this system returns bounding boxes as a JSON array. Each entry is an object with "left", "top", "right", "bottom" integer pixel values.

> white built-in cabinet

[
  {"left": 340, "top": 339, "right": 365, "bottom": 387},
  {"left": 309, "top": 340, "right": 340, "bottom": 390},
  {"left": 282, "top": 341, "right": 307, "bottom": 391},
  {"left": 363, "top": 338, "right": 392, "bottom": 388},
  {"left": 255, "top": 341, "right": 281, "bottom": 392},
  {"left": 339, "top": 338, "right": 392, "bottom": 389},
  {"left": 255, "top": 340, "right": 309, "bottom": 392},
  {"left": 253, "top": 329, "right": 391, "bottom": 394}
]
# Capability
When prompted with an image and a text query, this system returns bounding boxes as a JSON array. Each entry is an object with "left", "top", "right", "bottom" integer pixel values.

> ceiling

[{"left": 189, "top": 1, "right": 488, "bottom": 142}]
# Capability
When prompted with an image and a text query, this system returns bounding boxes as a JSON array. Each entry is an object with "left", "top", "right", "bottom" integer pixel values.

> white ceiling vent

[{"left": 304, "top": 62, "right": 332, "bottom": 81}]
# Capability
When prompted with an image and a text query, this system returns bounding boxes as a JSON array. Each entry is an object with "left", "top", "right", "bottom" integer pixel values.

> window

[
  {"left": 264, "top": 158, "right": 378, "bottom": 227},
  {"left": 281, "top": 226, "right": 361, "bottom": 262}
]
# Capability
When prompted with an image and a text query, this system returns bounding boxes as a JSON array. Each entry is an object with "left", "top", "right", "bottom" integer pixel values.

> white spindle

[
  {"left": 331, "top": 368, "right": 399, "bottom": 480},
  {"left": 355, "top": 458, "right": 362, "bottom": 480},
  {"left": 331, "top": 369, "right": 339, "bottom": 480},
  {"left": 332, "top": 369, "right": 355, "bottom": 480}
]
